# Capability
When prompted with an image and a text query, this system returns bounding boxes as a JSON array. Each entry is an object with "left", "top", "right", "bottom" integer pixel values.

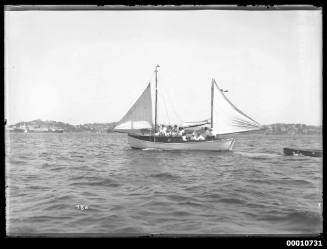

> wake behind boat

[{"left": 114, "top": 65, "right": 261, "bottom": 151}]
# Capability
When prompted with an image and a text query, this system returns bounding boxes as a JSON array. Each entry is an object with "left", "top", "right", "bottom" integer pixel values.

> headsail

[
  {"left": 114, "top": 83, "right": 153, "bottom": 131},
  {"left": 212, "top": 79, "right": 261, "bottom": 135}
]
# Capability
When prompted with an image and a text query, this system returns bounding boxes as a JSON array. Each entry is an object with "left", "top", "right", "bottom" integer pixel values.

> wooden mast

[
  {"left": 154, "top": 64, "right": 160, "bottom": 133},
  {"left": 211, "top": 78, "right": 214, "bottom": 129}
]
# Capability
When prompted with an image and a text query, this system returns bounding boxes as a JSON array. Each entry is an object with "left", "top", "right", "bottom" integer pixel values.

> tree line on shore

[{"left": 7, "top": 119, "right": 322, "bottom": 135}]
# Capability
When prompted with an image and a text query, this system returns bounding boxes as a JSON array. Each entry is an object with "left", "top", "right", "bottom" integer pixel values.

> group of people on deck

[{"left": 155, "top": 124, "right": 215, "bottom": 141}]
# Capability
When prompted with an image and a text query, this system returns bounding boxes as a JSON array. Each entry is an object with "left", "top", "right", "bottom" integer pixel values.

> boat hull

[
  {"left": 128, "top": 134, "right": 235, "bottom": 151},
  {"left": 27, "top": 130, "right": 64, "bottom": 133},
  {"left": 283, "top": 147, "right": 322, "bottom": 157}
]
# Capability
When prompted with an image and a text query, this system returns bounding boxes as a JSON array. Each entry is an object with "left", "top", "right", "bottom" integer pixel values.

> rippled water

[{"left": 5, "top": 132, "right": 322, "bottom": 235}]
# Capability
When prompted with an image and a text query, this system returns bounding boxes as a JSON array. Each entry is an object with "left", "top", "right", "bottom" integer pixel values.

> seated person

[
  {"left": 190, "top": 130, "right": 197, "bottom": 140},
  {"left": 202, "top": 127, "right": 214, "bottom": 139},
  {"left": 159, "top": 125, "right": 167, "bottom": 136},
  {"left": 154, "top": 125, "right": 161, "bottom": 136},
  {"left": 166, "top": 125, "right": 173, "bottom": 136},
  {"left": 207, "top": 128, "right": 215, "bottom": 139},
  {"left": 191, "top": 131, "right": 205, "bottom": 141},
  {"left": 172, "top": 125, "right": 179, "bottom": 136},
  {"left": 178, "top": 127, "right": 185, "bottom": 136},
  {"left": 182, "top": 134, "right": 188, "bottom": 141},
  {"left": 185, "top": 133, "right": 192, "bottom": 140},
  {"left": 196, "top": 131, "right": 205, "bottom": 141}
]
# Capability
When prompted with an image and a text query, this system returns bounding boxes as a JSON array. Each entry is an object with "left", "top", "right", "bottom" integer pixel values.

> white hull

[{"left": 128, "top": 135, "right": 235, "bottom": 151}]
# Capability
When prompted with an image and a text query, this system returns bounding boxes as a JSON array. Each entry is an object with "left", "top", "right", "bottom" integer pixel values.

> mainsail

[
  {"left": 114, "top": 83, "right": 153, "bottom": 130},
  {"left": 212, "top": 79, "right": 261, "bottom": 135}
]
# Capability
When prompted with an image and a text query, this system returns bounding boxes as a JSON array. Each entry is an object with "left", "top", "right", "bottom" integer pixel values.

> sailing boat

[{"left": 114, "top": 65, "right": 261, "bottom": 151}]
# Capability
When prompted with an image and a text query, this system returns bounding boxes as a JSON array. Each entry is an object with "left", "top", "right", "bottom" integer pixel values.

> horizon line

[{"left": 5, "top": 119, "right": 322, "bottom": 127}]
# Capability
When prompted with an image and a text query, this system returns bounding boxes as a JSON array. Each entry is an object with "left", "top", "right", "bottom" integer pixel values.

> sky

[{"left": 5, "top": 9, "right": 322, "bottom": 126}]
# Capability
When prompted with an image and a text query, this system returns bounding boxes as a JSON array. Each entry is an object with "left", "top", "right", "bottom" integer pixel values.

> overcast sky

[{"left": 5, "top": 9, "right": 322, "bottom": 125}]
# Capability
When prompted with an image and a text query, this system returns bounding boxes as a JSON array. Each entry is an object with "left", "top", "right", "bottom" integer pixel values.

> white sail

[
  {"left": 114, "top": 83, "right": 153, "bottom": 130},
  {"left": 212, "top": 79, "right": 261, "bottom": 135}
]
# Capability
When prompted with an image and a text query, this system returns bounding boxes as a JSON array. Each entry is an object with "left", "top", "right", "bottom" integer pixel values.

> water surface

[{"left": 6, "top": 133, "right": 322, "bottom": 235}]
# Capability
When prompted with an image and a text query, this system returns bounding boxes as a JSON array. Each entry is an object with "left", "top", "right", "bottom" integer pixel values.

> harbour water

[{"left": 5, "top": 132, "right": 322, "bottom": 235}]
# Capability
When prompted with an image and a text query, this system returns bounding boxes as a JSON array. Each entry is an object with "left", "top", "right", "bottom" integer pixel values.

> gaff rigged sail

[
  {"left": 212, "top": 79, "right": 261, "bottom": 135},
  {"left": 114, "top": 83, "right": 153, "bottom": 131}
]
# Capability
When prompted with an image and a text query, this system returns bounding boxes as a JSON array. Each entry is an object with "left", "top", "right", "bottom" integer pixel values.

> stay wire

[
  {"left": 158, "top": 92, "right": 170, "bottom": 125},
  {"left": 159, "top": 85, "right": 184, "bottom": 125}
]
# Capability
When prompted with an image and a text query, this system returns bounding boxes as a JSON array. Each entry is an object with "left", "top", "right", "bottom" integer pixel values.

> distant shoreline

[{"left": 5, "top": 119, "right": 322, "bottom": 135}]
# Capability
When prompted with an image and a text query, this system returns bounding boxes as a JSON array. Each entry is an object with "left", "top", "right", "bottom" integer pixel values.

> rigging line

[
  {"left": 164, "top": 87, "right": 183, "bottom": 123},
  {"left": 158, "top": 92, "right": 170, "bottom": 125},
  {"left": 213, "top": 80, "right": 260, "bottom": 125},
  {"left": 231, "top": 118, "right": 260, "bottom": 127},
  {"left": 145, "top": 69, "right": 156, "bottom": 127},
  {"left": 159, "top": 85, "right": 184, "bottom": 124},
  {"left": 146, "top": 70, "right": 155, "bottom": 85}
]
